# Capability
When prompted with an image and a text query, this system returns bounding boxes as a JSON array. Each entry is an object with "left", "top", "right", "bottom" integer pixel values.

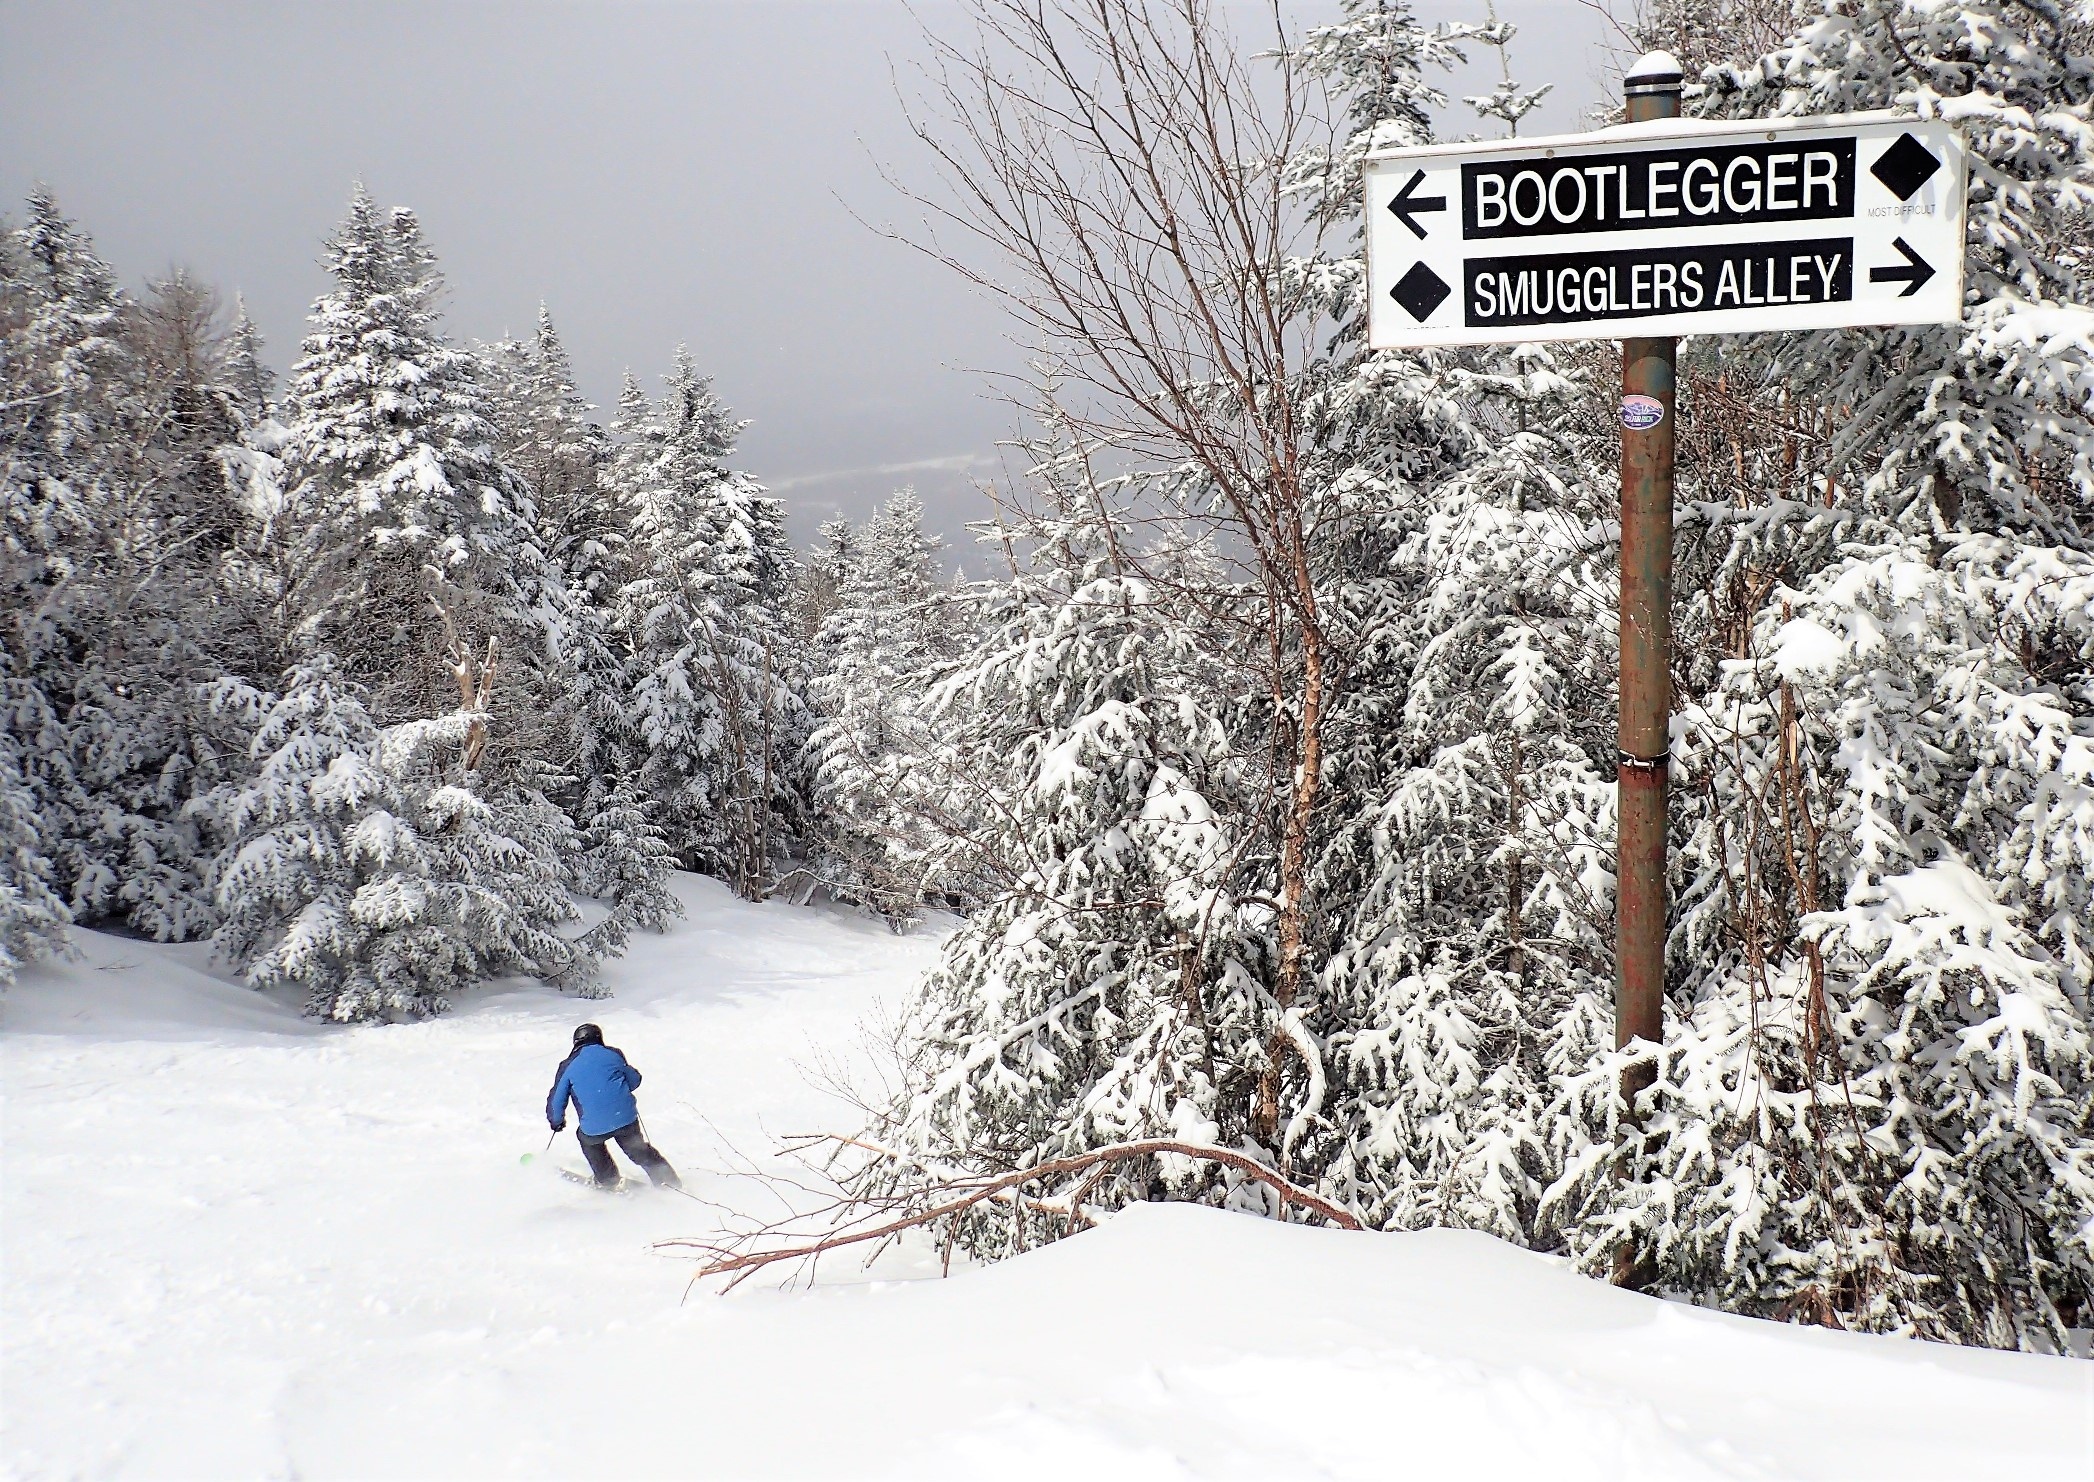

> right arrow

[{"left": 1869, "top": 236, "right": 1936, "bottom": 297}]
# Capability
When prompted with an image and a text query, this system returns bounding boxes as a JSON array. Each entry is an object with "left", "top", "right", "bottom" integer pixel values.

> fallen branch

[
  {"left": 792, "top": 1132, "right": 1100, "bottom": 1225},
  {"left": 657, "top": 1137, "right": 1362, "bottom": 1289}
]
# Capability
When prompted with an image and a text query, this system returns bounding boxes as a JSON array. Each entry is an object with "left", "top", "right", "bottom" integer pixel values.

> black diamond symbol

[
  {"left": 1871, "top": 133, "right": 1941, "bottom": 201},
  {"left": 1391, "top": 261, "right": 1451, "bottom": 322}
]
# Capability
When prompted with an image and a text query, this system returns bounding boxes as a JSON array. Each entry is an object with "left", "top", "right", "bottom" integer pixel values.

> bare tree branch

[{"left": 659, "top": 1136, "right": 1362, "bottom": 1290}]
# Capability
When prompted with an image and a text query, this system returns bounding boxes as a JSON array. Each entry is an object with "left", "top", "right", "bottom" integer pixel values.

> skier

[{"left": 546, "top": 1024, "right": 682, "bottom": 1190}]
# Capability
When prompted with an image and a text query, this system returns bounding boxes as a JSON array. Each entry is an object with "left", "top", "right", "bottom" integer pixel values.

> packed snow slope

[{"left": 3, "top": 876, "right": 2087, "bottom": 1481}]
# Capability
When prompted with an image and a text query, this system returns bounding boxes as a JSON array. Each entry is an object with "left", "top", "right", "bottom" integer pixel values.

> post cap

[{"left": 1625, "top": 50, "right": 1685, "bottom": 94}]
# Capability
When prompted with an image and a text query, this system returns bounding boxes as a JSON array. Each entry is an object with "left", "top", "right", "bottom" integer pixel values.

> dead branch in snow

[
  {"left": 656, "top": 1136, "right": 1362, "bottom": 1291},
  {"left": 430, "top": 595, "right": 499, "bottom": 772}
]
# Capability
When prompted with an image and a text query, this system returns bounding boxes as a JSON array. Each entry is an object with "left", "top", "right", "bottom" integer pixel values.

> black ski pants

[{"left": 579, "top": 1121, "right": 680, "bottom": 1189}]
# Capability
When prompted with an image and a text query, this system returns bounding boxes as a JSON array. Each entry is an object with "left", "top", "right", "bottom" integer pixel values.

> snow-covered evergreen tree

[
  {"left": 1282, "top": 9, "right": 1621, "bottom": 1246},
  {"left": 1542, "top": 0, "right": 2094, "bottom": 1349},
  {"left": 220, "top": 294, "right": 277, "bottom": 423},
  {"left": 0, "top": 192, "right": 255, "bottom": 941},
  {"left": 214, "top": 301, "right": 292, "bottom": 533},
  {"left": 211, "top": 657, "right": 584, "bottom": 1021},
  {"left": 483, "top": 306, "right": 609, "bottom": 557},
  {"left": 806, "top": 489, "right": 954, "bottom": 919},
  {"left": 614, "top": 349, "right": 807, "bottom": 894},
  {"left": 0, "top": 667, "right": 70, "bottom": 989},
  {"left": 797, "top": 515, "right": 860, "bottom": 645},
  {"left": 857, "top": 463, "right": 1270, "bottom": 1252},
  {"left": 479, "top": 312, "right": 676, "bottom": 938},
  {"left": 277, "top": 190, "right": 562, "bottom": 759},
  {"left": 1313, "top": 342, "right": 1618, "bottom": 1241},
  {"left": 572, "top": 774, "right": 681, "bottom": 958}
]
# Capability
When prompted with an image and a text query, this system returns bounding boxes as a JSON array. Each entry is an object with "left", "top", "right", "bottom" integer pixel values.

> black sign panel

[
  {"left": 1461, "top": 139, "right": 1857, "bottom": 240},
  {"left": 1463, "top": 237, "right": 1856, "bottom": 329}
]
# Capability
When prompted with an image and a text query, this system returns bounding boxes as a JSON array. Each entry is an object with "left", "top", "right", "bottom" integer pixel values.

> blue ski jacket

[{"left": 547, "top": 1043, "right": 643, "bottom": 1135}]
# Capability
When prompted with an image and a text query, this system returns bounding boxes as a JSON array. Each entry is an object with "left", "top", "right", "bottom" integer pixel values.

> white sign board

[{"left": 1364, "top": 112, "right": 1967, "bottom": 349}]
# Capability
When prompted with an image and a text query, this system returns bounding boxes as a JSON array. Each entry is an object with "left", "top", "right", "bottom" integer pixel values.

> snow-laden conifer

[
  {"left": 1, "top": 193, "right": 255, "bottom": 941},
  {"left": 1543, "top": 0, "right": 2094, "bottom": 1348},
  {"left": 1248, "top": 3, "right": 1588, "bottom": 1211},
  {"left": 479, "top": 313, "right": 676, "bottom": 939},
  {"left": 571, "top": 774, "right": 681, "bottom": 958},
  {"left": 220, "top": 295, "right": 277, "bottom": 423},
  {"left": 614, "top": 350, "right": 808, "bottom": 894},
  {"left": 214, "top": 302, "right": 291, "bottom": 528},
  {"left": 806, "top": 490, "right": 954, "bottom": 919},
  {"left": 484, "top": 306, "right": 610, "bottom": 558},
  {"left": 857, "top": 469, "right": 1269, "bottom": 1253},
  {"left": 798, "top": 516, "right": 860, "bottom": 645},
  {"left": 0, "top": 676, "right": 70, "bottom": 989},
  {"left": 1315, "top": 344, "right": 1618, "bottom": 1241},
  {"left": 212, "top": 657, "right": 583, "bottom": 1020},
  {"left": 277, "top": 190, "right": 563, "bottom": 755}
]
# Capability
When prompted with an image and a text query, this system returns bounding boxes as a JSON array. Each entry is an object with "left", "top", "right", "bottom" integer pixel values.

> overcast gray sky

[{"left": 1, "top": 0, "right": 1613, "bottom": 552}]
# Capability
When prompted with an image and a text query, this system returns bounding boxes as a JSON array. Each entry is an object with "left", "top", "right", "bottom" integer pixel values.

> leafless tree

[
  {"left": 1585, "top": 0, "right": 1797, "bottom": 85},
  {"left": 886, "top": 0, "right": 1360, "bottom": 1140}
]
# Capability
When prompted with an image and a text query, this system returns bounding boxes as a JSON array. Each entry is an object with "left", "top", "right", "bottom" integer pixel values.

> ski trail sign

[{"left": 1365, "top": 112, "right": 1966, "bottom": 349}]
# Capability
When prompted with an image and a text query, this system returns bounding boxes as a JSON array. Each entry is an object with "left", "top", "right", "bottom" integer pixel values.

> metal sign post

[
  {"left": 1613, "top": 61, "right": 1681, "bottom": 1289},
  {"left": 1360, "top": 54, "right": 1969, "bottom": 1284}
]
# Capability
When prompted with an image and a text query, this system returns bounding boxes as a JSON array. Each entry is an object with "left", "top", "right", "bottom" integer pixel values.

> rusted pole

[{"left": 1614, "top": 52, "right": 1682, "bottom": 1286}]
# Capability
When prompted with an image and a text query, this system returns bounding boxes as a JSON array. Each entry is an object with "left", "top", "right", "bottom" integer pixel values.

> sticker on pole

[
  {"left": 1364, "top": 111, "right": 1968, "bottom": 348},
  {"left": 1619, "top": 394, "right": 1666, "bottom": 430}
]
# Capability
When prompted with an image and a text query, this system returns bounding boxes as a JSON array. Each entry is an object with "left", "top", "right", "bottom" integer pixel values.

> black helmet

[{"left": 572, "top": 1023, "right": 604, "bottom": 1047}]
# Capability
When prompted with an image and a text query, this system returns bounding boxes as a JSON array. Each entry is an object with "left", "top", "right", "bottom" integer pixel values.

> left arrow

[
  {"left": 1386, "top": 168, "right": 1448, "bottom": 240},
  {"left": 1868, "top": 236, "right": 1936, "bottom": 297}
]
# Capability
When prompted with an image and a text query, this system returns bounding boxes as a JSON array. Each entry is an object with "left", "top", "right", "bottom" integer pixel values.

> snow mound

[
  {"left": 2, "top": 877, "right": 2084, "bottom": 1480},
  {"left": 1, "top": 927, "right": 321, "bottom": 1041}
]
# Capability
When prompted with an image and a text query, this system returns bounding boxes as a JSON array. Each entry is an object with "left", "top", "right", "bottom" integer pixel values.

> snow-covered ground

[{"left": 3, "top": 875, "right": 2087, "bottom": 1480}]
